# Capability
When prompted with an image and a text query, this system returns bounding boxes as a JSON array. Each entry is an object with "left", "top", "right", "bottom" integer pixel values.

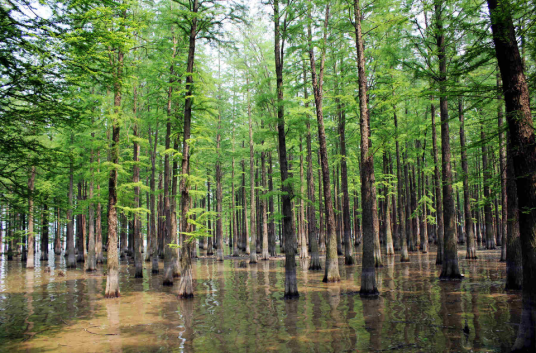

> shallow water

[{"left": 0, "top": 247, "right": 521, "bottom": 352}]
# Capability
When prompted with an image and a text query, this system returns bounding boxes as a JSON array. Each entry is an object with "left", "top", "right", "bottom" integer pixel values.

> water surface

[{"left": 0, "top": 247, "right": 520, "bottom": 352}]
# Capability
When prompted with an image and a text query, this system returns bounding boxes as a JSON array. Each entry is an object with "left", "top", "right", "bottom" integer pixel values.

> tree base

[
  {"left": 152, "top": 269, "right": 159, "bottom": 274},
  {"left": 359, "top": 289, "right": 379, "bottom": 298},
  {"left": 163, "top": 280, "right": 173, "bottom": 286},
  {"left": 309, "top": 263, "right": 322, "bottom": 271},
  {"left": 439, "top": 273, "right": 464, "bottom": 281},
  {"left": 345, "top": 255, "right": 355, "bottom": 265},
  {"left": 134, "top": 273, "right": 143, "bottom": 279},
  {"left": 283, "top": 292, "right": 300, "bottom": 300},
  {"left": 178, "top": 293, "right": 194, "bottom": 299},
  {"left": 104, "top": 290, "right": 120, "bottom": 298}
]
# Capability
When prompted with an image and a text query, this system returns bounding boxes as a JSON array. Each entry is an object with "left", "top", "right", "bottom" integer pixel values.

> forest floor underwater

[{"left": 0, "top": 246, "right": 519, "bottom": 352}]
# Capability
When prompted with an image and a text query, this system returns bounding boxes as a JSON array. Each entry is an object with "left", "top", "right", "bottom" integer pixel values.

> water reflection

[{"left": 0, "top": 248, "right": 521, "bottom": 352}]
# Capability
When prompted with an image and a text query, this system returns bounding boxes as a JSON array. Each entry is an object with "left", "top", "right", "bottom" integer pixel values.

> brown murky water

[{"left": 0, "top": 247, "right": 521, "bottom": 352}]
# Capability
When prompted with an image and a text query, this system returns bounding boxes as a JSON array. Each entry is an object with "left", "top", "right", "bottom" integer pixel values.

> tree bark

[
  {"left": 307, "top": 3, "right": 339, "bottom": 282},
  {"left": 105, "top": 47, "right": 122, "bottom": 298},
  {"left": 354, "top": 0, "right": 379, "bottom": 295},
  {"left": 66, "top": 137, "right": 76, "bottom": 268},
  {"left": 178, "top": 1, "right": 198, "bottom": 298},
  {"left": 87, "top": 133, "right": 97, "bottom": 271},
  {"left": 436, "top": 1, "right": 462, "bottom": 280},
  {"left": 459, "top": 99, "right": 477, "bottom": 259},
  {"left": 487, "top": 1, "right": 536, "bottom": 349},
  {"left": 26, "top": 166, "right": 36, "bottom": 268},
  {"left": 275, "top": 0, "right": 298, "bottom": 298}
]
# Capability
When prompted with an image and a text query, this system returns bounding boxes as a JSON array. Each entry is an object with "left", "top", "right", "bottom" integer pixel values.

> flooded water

[{"left": 0, "top": 247, "right": 521, "bottom": 352}]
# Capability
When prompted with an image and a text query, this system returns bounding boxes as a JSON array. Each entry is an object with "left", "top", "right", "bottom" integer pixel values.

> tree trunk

[
  {"left": 436, "top": 1, "right": 461, "bottom": 280},
  {"left": 354, "top": 0, "right": 379, "bottom": 295},
  {"left": 298, "top": 139, "right": 308, "bottom": 259},
  {"left": 87, "top": 135, "right": 97, "bottom": 271},
  {"left": 497, "top": 74, "right": 508, "bottom": 261},
  {"left": 261, "top": 146, "right": 270, "bottom": 260},
  {"left": 178, "top": 2, "right": 197, "bottom": 298},
  {"left": 487, "top": 1, "right": 536, "bottom": 349},
  {"left": 26, "top": 166, "right": 36, "bottom": 268},
  {"left": 207, "top": 174, "right": 214, "bottom": 255},
  {"left": 481, "top": 121, "right": 495, "bottom": 250},
  {"left": 275, "top": 0, "right": 298, "bottom": 298},
  {"left": 459, "top": 99, "right": 477, "bottom": 259},
  {"left": 383, "top": 151, "right": 394, "bottom": 255},
  {"left": 505, "top": 139, "right": 522, "bottom": 290},
  {"left": 431, "top": 102, "right": 444, "bottom": 264},
  {"left": 55, "top": 206, "right": 61, "bottom": 255},
  {"left": 307, "top": 3, "right": 339, "bottom": 282},
  {"left": 105, "top": 48, "right": 122, "bottom": 298},
  {"left": 66, "top": 141, "right": 76, "bottom": 268},
  {"left": 395, "top": 111, "right": 409, "bottom": 262},
  {"left": 149, "top": 125, "right": 159, "bottom": 273},
  {"left": 305, "top": 81, "right": 321, "bottom": 269},
  {"left": 133, "top": 117, "right": 142, "bottom": 278},
  {"left": 247, "top": 79, "right": 256, "bottom": 264},
  {"left": 268, "top": 152, "right": 276, "bottom": 256}
]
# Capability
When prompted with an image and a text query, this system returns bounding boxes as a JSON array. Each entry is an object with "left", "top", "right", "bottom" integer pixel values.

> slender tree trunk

[
  {"left": 207, "top": 175, "right": 214, "bottom": 255},
  {"left": 66, "top": 139, "right": 76, "bottom": 268},
  {"left": 149, "top": 125, "right": 159, "bottom": 273},
  {"left": 133, "top": 117, "right": 142, "bottom": 278},
  {"left": 459, "top": 99, "right": 477, "bottom": 259},
  {"left": 268, "top": 152, "right": 276, "bottom": 256},
  {"left": 431, "top": 102, "right": 444, "bottom": 264},
  {"left": 275, "top": 0, "right": 298, "bottom": 298},
  {"left": 261, "top": 146, "right": 270, "bottom": 260},
  {"left": 87, "top": 134, "right": 96, "bottom": 271},
  {"left": 178, "top": 2, "right": 198, "bottom": 298},
  {"left": 247, "top": 81, "right": 256, "bottom": 263},
  {"left": 105, "top": 47, "right": 123, "bottom": 298},
  {"left": 96, "top": 151, "right": 103, "bottom": 263},
  {"left": 307, "top": 3, "right": 339, "bottom": 282},
  {"left": 436, "top": 1, "right": 462, "bottom": 280},
  {"left": 305, "top": 86, "right": 321, "bottom": 269},
  {"left": 384, "top": 151, "right": 394, "bottom": 255},
  {"left": 481, "top": 121, "right": 495, "bottom": 250},
  {"left": 337, "top": 74, "right": 354, "bottom": 264},
  {"left": 395, "top": 111, "right": 409, "bottom": 262},
  {"left": 55, "top": 206, "right": 61, "bottom": 255},
  {"left": 298, "top": 139, "right": 308, "bottom": 259},
  {"left": 26, "top": 166, "right": 36, "bottom": 268},
  {"left": 216, "top": 104, "right": 224, "bottom": 262},
  {"left": 497, "top": 75, "right": 508, "bottom": 261},
  {"left": 354, "top": 0, "right": 379, "bottom": 295},
  {"left": 162, "top": 28, "right": 178, "bottom": 286}
]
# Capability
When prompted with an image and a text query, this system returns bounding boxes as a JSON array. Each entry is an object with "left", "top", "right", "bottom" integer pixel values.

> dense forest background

[{"left": 2, "top": 0, "right": 536, "bottom": 314}]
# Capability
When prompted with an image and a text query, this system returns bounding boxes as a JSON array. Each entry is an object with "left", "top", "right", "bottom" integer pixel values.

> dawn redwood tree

[
  {"left": 105, "top": 46, "right": 123, "bottom": 299},
  {"left": 458, "top": 99, "right": 476, "bottom": 259},
  {"left": 307, "top": 2, "right": 339, "bottom": 282},
  {"left": 395, "top": 110, "right": 409, "bottom": 262},
  {"left": 274, "top": 0, "right": 299, "bottom": 298},
  {"left": 435, "top": 1, "right": 461, "bottom": 280},
  {"left": 354, "top": 0, "right": 379, "bottom": 296},
  {"left": 248, "top": 76, "right": 257, "bottom": 264},
  {"left": 86, "top": 132, "right": 97, "bottom": 272},
  {"left": 304, "top": 72, "right": 321, "bottom": 270},
  {"left": 178, "top": 0, "right": 199, "bottom": 299},
  {"left": 66, "top": 143, "right": 76, "bottom": 269},
  {"left": 487, "top": 0, "right": 536, "bottom": 349},
  {"left": 26, "top": 166, "right": 36, "bottom": 269}
]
